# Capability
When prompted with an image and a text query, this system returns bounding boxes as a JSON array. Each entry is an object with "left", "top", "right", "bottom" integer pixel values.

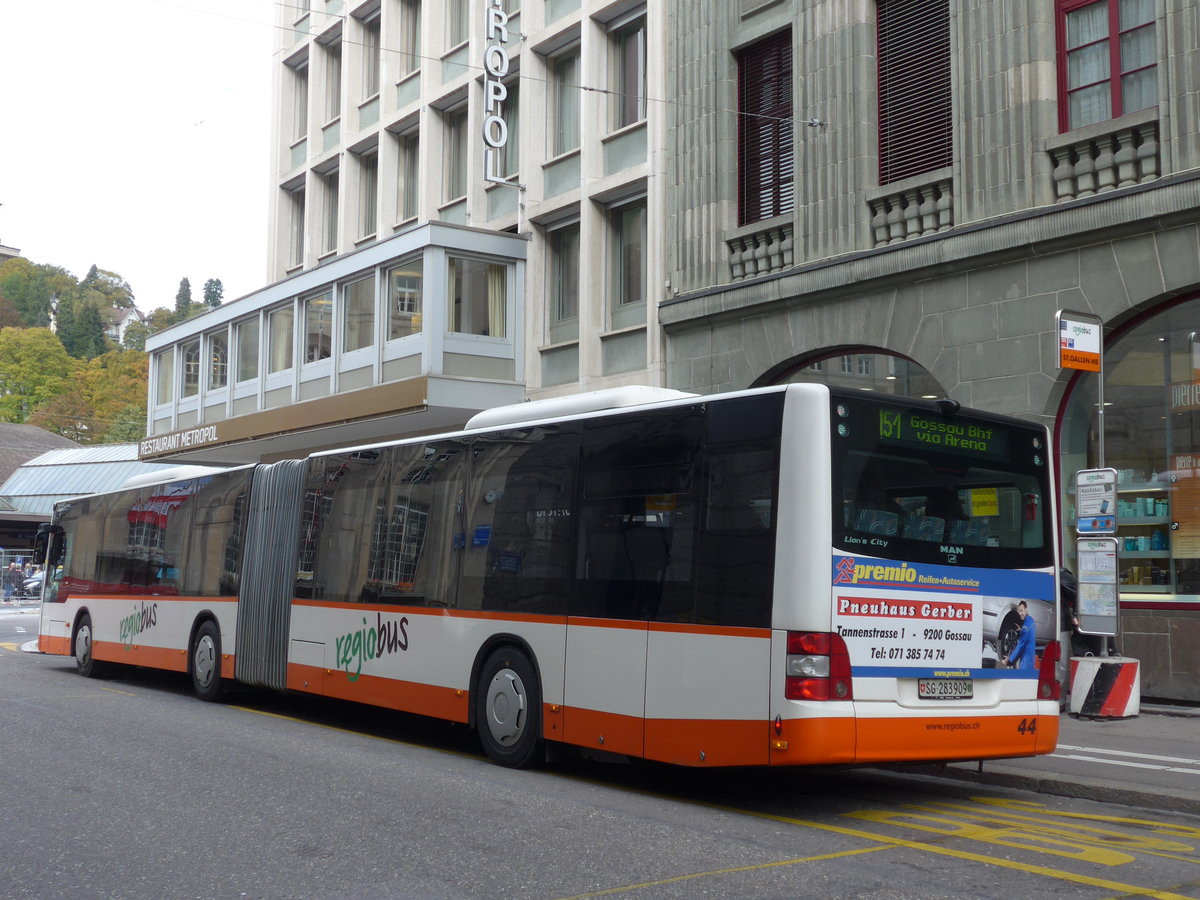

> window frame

[
  {"left": 551, "top": 49, "right": 581, "bottom": 157},
  {"left": 610, "top": 14, "right": 647, "bottom": 131},
  {"left": 1055, "top": 0, "right": 1158, "bottom": 132},
  {"left": 609, "top": 198, "right": 647, "bottom": 330},
  {"left": 548, "top": 221, "right": 581, "bottom": 344},
  {"left": 736, "top": 30, "right": 794, "bottom": 225},
  {"left": 876, "top": 0, "right": 952, "bottom": 185}
]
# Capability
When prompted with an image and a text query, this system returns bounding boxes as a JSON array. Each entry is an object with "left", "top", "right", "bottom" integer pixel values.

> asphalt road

[{"left": 2, "top": 608, "right": 1199, "bottom": 899}]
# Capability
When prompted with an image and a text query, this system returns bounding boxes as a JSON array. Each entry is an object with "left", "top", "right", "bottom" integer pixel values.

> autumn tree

[
  {"left": 29, "top": 348, "right": 147, "bottom": 443},
  {"left": 0, "top": 328, "right": 79, "bottom": 422}
]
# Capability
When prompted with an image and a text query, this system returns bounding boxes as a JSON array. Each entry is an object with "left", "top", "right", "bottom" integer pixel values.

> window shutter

[
  {"left": 738, "top": 31, "right": 794, "bottom": 226},
  {"left": 877, "top": 0, "right": 952, "bottom": 184}
]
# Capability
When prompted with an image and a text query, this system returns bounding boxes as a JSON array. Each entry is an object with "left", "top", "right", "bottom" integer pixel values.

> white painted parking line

[{"left": 1053, "top": 744, "right": 1200, "bottom": 774}]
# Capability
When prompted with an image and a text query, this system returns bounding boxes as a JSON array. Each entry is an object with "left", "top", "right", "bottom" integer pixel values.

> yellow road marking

[
  {"left": 97, "top": 686, "right": 136, "bottom": 696},
  {"left": 704, "top": 803, "right": 1198, "bottom": 900},
  {"left": 0, "top": 642, "right": 20, "bottom": 652},
  {"left": 230, "top": 704, "right": 1199, "bottom": 900},
  {"left": 552, "top": 847, "right": 891, "bottom": 900}
]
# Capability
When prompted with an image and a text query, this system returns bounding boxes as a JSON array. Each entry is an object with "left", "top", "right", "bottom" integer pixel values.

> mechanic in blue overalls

[{"left": 1006, "top": 600, "right": 1037, "bottom": 669}]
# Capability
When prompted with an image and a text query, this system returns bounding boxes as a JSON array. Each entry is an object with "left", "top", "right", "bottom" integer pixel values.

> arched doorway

[{"left": 765, "top": 349, "right": 946, "bottom": 399}]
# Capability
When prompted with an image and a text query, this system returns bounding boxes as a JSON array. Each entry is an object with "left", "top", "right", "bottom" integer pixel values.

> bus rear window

[{"left": 830, "top": 396, "right": 1052, "bottom": 569}]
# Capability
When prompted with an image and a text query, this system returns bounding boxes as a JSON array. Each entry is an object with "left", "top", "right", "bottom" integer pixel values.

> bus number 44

[{"left": 1017, "top": 718, "right": 1038, "bottom": 735}]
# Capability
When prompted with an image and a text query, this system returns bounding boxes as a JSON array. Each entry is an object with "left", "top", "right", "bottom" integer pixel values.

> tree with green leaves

[
  {"left": 0, "top": 328, "right": 79, "bottom": 423},
  {"left": 174, "top": 277, "right": 192, "bottom": 320},
  {"left": 0, "top": 258, "right": 75, "bottom": 328},
  {"left": 122, "top": 318, "right": 151, "bottom": 351},
  {"left": 82, "top": 264, "right": 136, "bottom": 309},
  {"left": 55, "top": 288, "right": 110, "bottom": 360},
  {"left": 203, "top": 278, "right": 224, "bottom": 308}
]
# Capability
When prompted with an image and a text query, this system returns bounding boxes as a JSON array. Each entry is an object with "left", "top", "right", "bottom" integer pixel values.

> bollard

[{"left": 1069, "top": 656, "right": 1140, "bottom": 718}]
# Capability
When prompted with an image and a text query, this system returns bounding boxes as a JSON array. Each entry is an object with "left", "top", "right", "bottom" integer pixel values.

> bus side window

[
  {"left": 574, "top": 408, "right": 703, "bottom": 622},
  {"left": 695, "top": 447, "right": 776, "bottom": 628},
  {"left": 468, "top": 426, "right": 577, "bottom": 616}
]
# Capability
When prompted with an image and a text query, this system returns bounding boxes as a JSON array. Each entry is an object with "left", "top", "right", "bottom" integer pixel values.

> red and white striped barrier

[{"left": 1069, "top": 656, "right": 1140, "bottom": 718}]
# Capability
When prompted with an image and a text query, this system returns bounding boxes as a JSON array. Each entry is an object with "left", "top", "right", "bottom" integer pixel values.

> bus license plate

[{"left": 918, "top": 679, "right": 973, "bottom": 700}]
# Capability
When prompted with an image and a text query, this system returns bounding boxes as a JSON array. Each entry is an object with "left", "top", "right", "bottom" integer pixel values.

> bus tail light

[
  {"left": 785, "top": 631, "right": 853, "bottom": 701},
  {"left": 1037, "top": 639, "right": 1062, "bottom": 701}
]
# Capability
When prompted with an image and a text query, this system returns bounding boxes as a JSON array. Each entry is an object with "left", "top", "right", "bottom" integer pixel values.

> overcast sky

[{"left": 0, "top": 0, "right": 278, "bottom": 313}]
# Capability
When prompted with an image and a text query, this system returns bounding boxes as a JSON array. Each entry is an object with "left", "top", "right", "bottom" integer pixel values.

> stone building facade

[{"left": 660, "top": 0, "right": 1200, "bottom": 699}]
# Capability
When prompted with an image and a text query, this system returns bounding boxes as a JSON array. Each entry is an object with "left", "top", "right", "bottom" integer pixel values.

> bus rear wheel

[
  {"left": 476, "top": 646, "right": 542, "bottom": 768},
  {"left": 74, "top": 614, "right": 104, "bottom": 678},
  {"left": 191, "top": 620, "right": 224, "bottom": 702}
]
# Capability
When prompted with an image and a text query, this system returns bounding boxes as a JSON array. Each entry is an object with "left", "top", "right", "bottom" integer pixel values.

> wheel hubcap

[
  {"left": 76, "top": 625, "right": 92, "bottom": 667},
  {"left": 194, "top": 634, "right": 216, "bottom": 688},
  {"left": 485, "top": 668, "right": 526, "bottom": 747}
]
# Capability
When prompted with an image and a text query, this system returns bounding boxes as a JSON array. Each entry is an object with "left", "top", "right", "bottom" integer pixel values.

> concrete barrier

[{"left": 1069, "top": 656, "right": 1140, "bottom": 718}]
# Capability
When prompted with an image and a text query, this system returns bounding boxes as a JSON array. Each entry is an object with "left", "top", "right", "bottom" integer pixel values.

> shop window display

[{"left": 1060, "top": 299, "right": 1200, "bottom": 599}]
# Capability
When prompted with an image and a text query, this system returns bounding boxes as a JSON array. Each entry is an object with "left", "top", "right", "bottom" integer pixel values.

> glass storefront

[{"left": 1060, "top": 297, "right": 1200, "bottom": 600}]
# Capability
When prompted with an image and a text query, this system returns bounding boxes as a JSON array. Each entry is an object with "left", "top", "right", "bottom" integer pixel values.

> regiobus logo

[{"left": 834, "top": 557, "right": 919, "bottom": 586}]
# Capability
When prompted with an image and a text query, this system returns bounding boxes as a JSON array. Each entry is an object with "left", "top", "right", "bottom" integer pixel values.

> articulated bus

[{"left": 36, "top": 384, "right": 1060, "bottom": 768}]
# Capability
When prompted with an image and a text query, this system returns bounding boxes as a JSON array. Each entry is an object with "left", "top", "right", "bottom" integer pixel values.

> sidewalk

[{"left": 900, "top": 703, "right": 1200, "bottom": 816}]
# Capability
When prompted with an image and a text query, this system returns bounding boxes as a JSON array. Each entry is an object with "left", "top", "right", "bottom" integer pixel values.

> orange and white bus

[{"left": 36, "top": 383, "right": 1060, "bottom": 767}]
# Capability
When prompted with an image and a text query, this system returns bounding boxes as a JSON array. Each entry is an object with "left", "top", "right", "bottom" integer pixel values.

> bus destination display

[{"left": 876, "top": 408, "right": 1009, "bottom": 459}]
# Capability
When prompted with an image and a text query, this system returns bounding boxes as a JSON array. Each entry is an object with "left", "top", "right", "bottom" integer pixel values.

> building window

[
  {"left": 1059, "top": 0, "right": 1157, "bottom": 131},
  {"left": 322, "top": 169, "right": 339, "bottom": 255},
  {"left": 208, "top": 332, "right": 228, "bottom": 390},
  {"left": 445, "top": 107, "right": 468, "bottom": 201},
  {"left": 448, "top": 0, "right": 468, "bottom": 47},
  {"left": 358, "top": 152, "right": 378, "bottom": 239},
  {"left": 400, "top": 0, "right": 421, "bottom": 76},
  {"left": 610, "top": 201, "right": 646, "bottom": 313},
  {"left": 324, "top": 40, "right": 342, "bottom": 122},
  {"left": 552, "top": 51, "right": 581, "bottom": 156},
  {"left": 857, "top": 355, "right": 873, "bottom": 376},
  {"left": 182, "top": 341, "right": 201, "bottom": 398},
  {"left": 877, "top": 0, "right": 951, "bottom": 184},
  {"left": 737, "top": 30, "right": 793, "bottom": 225},
  {"left": 449, "top": 257, "right": 506, "bottom": 337},
  {"left": 388, "top": 259, "right": 423, "bottom": 339},
  {"left": 549, "top": 222, "right": 580, "bottom": 342},
  {"left": 841, "top": 355, "right": 854, "bottom": 375},
  {"left": 611, "top": 16, "right": 646, "bottom": 130},
  {"left": 155, "top": 348, "right": 174, "bottom": 404},
  {"left": 268, "top": 306, "right": 295, "bottom": 373},
  {"left": 342, "top": 277, "right": 374, "bottom": 353},
  {"left": 236, "top": 318, "right": 259, "bottom": 382},
  {"left": 397, "top": 130, "right": 420, "bottom": 221},
  {"left": 289, "top": 185, "right": 306, "bottom": 268},
  {"left": 361, "top": 16, "right": 381, "bottom": 99},
  {"left": 305, "top": 292, "right": 333, "bottom": 362},
  {"left": 290, "top": 60, "right": 309, "bottom": 142}
]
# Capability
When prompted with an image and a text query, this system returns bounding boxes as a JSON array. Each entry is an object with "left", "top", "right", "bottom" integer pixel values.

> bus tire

[
  {"left": 476, "top": 646, "right": 542, "bottom": 768},
  {"left": 74, "top": 614, "right": 104, "bottom": 678},
  {"left": 191, "top": 620, "right": 224, "bottom": 702}
]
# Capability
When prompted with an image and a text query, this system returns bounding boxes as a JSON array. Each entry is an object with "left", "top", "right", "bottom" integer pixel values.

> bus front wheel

[
  {"left": 74, "top": 614, "right": 104, "bottom": 678},
  {"left": 191, "top": 620, "right": 224, "bottom": 702},
  {"left": 476, "top": 646, "right": 542, "bottom": 768}
]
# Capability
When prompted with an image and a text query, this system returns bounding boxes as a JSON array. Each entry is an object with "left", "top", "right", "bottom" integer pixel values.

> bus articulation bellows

[{"left": 36, "top": 384, "right": 1061, "bottom": 768}]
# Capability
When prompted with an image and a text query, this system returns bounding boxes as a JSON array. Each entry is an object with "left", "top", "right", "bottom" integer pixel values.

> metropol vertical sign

[{"left": 482, "top": 0, "right": 513, "bottom": 184}]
